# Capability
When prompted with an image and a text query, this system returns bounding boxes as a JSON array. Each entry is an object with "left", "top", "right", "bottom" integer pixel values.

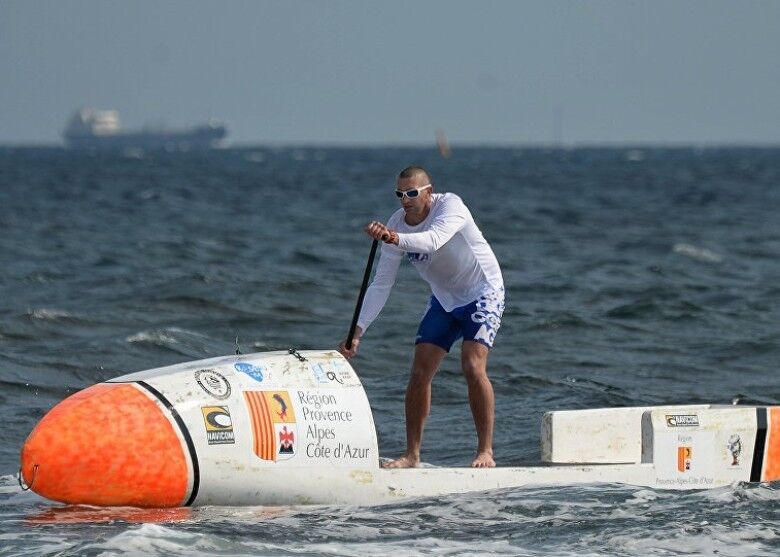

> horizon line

[{"left": 2, "top": 140, "right": 780, "bottom": 150}]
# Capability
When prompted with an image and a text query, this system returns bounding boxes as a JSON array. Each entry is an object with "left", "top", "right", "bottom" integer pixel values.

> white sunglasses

[{"left": 395, "top": 184, "right": 431, "bottom": 199}]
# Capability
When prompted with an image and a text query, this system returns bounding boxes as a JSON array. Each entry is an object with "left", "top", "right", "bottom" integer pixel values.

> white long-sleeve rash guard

[{"left": 356, "top": 192, "right": 504, "bottom": 333}]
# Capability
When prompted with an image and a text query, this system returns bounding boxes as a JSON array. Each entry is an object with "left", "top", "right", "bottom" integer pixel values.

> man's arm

[
  {"left": 339, "top": 243, "right": 402, "bottom": 358},
  {"left": 356, "top": 243, "right": 402, "bottom": 331}
]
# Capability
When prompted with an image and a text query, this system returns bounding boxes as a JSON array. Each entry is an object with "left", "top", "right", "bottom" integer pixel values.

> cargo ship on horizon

[{"left": 63, "top": 108, "right": 228, "bottom": 150}]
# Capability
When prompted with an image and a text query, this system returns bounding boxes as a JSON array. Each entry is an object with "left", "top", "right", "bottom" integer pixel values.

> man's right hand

[
  {"left": 338, "top": 338, "right": 360, "bottom": 359},
  {"left": 365, "top": 221, "right": 399, "bottom": 245}
]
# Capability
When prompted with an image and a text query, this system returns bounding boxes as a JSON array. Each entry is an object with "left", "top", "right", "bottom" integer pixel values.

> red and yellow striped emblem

[
  {"left": 243, "top": 391, "right": 296, "bottom": 462},
  {"left": 677, "top": 446, "right": 692, "bottom": 472}
]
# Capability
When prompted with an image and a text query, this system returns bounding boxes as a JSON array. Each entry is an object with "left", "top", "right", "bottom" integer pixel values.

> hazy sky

[{"left": 2, "top": 1, "right": 779, "bottom": 145}]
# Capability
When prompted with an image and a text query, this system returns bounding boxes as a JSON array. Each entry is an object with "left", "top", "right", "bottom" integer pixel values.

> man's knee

[
  {"left": 462, "top": 365, "right": 489, "bottom": 388},
  {"left": 410, "top": 360, "right": 439, "bottom": 384},
  {"left": 410, "top": 343, "right": 446, "bottom": 382},
  {"left": 461, "top": 342, "right": 489, "bottom": 383}
]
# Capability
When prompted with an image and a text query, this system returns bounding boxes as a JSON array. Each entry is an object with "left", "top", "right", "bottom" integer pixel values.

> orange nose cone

[
  {"left": 21, "top": 383, "right": 190, "bottom": 507},
  {"left": 764, "top": 407, "right": 780, "bottom": 482}
]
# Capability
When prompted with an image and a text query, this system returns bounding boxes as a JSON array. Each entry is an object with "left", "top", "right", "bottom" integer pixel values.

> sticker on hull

[
  {"left": 677, "top": 446, "right": 692, "bottom": 472},
  {"left": 234, "top": 362, "right": 265, "bottom": 383},
  {"left": 666, "top": 415, "right": 699, "bottom": 427},
  {"left": 244, "top": 391, "right": 297, "bottom": 462},
  {"left": 202, "top": 406, "right": 235, "bottom": 445},
  {"left": 242, "top": 388, "right": 376, "bottom": 467},
  {"left": 195, "top": 369, "right": 231, "bottom": 400}
]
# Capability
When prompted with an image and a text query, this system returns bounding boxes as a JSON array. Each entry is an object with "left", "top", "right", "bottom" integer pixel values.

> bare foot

[
  {"left": 382, "top": 454, "right": 420, "bottom": 468},
  {"left": 471, "top": 451, "right": 495, "bottom": 468}
]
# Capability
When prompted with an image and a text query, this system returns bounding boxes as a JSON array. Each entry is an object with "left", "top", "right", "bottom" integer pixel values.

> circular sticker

[{"left": 195, "top": 369, "right": 231, "bottom": 400}]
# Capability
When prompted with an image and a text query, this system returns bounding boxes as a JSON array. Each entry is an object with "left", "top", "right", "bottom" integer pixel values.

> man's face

[{"left": 396, "top": 175, "right": 432, "bottom": 215}]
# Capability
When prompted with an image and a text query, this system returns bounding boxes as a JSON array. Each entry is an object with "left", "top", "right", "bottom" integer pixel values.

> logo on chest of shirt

[{"left": 407, "top": 252, "right": 430, "bottom": 263}]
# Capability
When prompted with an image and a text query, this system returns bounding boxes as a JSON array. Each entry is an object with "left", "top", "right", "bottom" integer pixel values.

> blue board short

[{"left": 416, "top": 288, "right": 505, "bottom": 351}]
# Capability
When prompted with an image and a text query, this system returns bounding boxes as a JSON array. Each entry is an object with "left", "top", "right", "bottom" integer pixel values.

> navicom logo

[
  {"left": 666, "top": 414, "right": 700, "bottom": 427},
  {"left": 202, "top": 406, "right": 235, "bottom": 445}
]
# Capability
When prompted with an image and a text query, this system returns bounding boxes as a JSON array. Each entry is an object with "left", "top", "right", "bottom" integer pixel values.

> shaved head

[{"left": 398, "top": 166, "right": 431, "bottom": 184}]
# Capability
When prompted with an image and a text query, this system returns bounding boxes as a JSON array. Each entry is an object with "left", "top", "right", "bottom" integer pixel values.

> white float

[{"left": 20, "top": 350, "right": 780, "bottom": 507}]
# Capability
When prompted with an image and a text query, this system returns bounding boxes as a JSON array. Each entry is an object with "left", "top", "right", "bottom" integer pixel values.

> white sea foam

[
  {"left": 0, "top": 533, "right": 72, "bottom": 557},
  {"left": 2, "top": 485, "right": 779, "bottom": 556},
  {"left": 252, "top": 537, "right": 545, "bottom": 557},
  {"left": 126, "top": 326, "right": 210, "bottom": 345},
  {"left": 1, "top": 474, "right": 57, "bottom": 510},
  {"left": 704, "top": 482, "right": 780, "bottom": 504},
  {"left": 624, "top": 487, "right": 660, "bottom": 504},
  {"left": 126, "top": 330, "right": 181, "bottom": 345},
  {"left": 75, "top": 523, "right": 206, "bottom": 555},
  {"left": 599, "top": 522, "right": 778, "bottom": 557},
  {"left": 27, "top": 308, "right": 72, "bottom": 321},
  {"left": 0, "top": 474, "right": 21, "bottom": 494},
  {"left": 673, "top": 242, "right": 724, "bottom": 263}
]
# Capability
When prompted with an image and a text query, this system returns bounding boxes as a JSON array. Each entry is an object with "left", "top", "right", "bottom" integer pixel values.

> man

[{"left": 338, "top": 166, "right": 504, "bottom": 468}]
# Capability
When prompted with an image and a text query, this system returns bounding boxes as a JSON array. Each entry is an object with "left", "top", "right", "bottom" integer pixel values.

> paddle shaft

[{"left": 346, "top": 238, "right": 381, "bottom": 349}]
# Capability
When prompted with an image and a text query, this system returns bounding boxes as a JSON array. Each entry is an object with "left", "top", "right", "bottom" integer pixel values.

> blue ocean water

[{"left": 0, "top": 146, "right": 779, "bottom": 555}]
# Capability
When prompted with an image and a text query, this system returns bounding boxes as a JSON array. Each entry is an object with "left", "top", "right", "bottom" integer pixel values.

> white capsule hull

[{"left": 20, "top": 350, "right": 780, "bottom": 507}]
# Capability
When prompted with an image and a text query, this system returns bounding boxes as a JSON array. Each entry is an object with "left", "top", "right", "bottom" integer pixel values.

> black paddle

[{"left": 346, "top": 238, "right": 381, "bottom": 350}]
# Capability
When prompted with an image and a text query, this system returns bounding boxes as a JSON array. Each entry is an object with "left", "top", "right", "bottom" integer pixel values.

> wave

[
  {"left": 525, "top": 311, "right": 595, "bottom": 331},
  {"left": 605, "top": 298, "right": 704, "bottom": 320},
  {"left": 125, "top": 327, "right": 220, "bottom": 358},
  {"left": 25, "top": 308, "right": 73, "bottom": 322},
  {"left": 673, "top": 243, "right": 724, "bottom": 263},
  {"left": 1, "top": 481, "right": 779, "bottom": 556}
]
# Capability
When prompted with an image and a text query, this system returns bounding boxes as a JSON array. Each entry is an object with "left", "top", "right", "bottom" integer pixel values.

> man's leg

[
  {"left": 461, "top": 340, "right": 495, "bottom": 468},
  {"left": 383, "top": 342, "right": 447, "bottom": 468}
]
